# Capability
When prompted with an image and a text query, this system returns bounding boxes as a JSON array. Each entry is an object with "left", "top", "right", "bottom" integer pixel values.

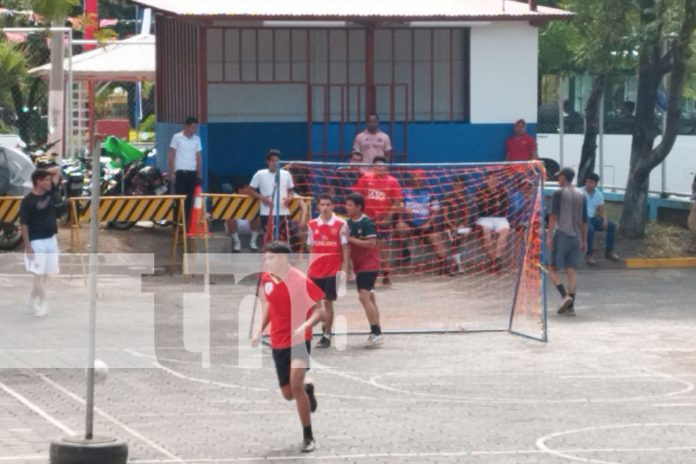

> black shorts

[
  {"left": 356, "top": 271, "right": 378, "bottom": 292},
  {"left": 272, "top": 340, "right": 311, "bottom": 387},
  {"left": 311, "top": 276, "right": 338, "bottom": 301}
]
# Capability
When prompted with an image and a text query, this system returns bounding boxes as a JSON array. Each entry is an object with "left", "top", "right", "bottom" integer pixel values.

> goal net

[{"left": 276, "top": 160, "right": 547, "bottom": 342}]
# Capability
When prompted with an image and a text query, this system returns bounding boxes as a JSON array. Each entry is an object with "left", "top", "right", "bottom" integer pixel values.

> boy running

[
  {"left": 308, "top": 194, "right": 349, "bottom": 349},
  {"left": 345, "top": 193, "right": 384, "bottom": 348},
  {"left": 251, "top": 241, "right": 325, "bottom": 452}
]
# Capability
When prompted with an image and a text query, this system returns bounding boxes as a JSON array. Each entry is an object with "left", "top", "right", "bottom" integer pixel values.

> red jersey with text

[
  {"left": 352, "top": 172, "right": 403, "bottom": 221},
  {"left": 307, "top": 214, "right": 348, "bottom": 278},
  {"left": 261, "top": 268, "right": 324, "bottom": 349}
]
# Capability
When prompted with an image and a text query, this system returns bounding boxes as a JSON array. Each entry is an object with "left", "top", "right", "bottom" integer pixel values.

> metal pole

[
  {"left": 66, "top": 30, "right": 74, "bottom": 159},
  {"left": 661, "top": 111, "right": 667, "bottom": 195},
  {"left": 85, "top": 134, "right": 101, "bottom": 440},
  {"left": 558, "top": 75, "right": 565, "bottom": 167},
  {"left": 599, "top": 92, "right": 605, "bottom": 187}
]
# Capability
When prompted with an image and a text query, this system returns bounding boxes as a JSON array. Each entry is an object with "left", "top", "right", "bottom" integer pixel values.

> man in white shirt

[
  {"left": 168, "top": 117, "right": 203, "bottom": 221},
  {"left": 582, "top": 173, "right": 619, "bottom": 264},
  {"left": 245, "top": 150, "right": 295, "bottom": 245},
  {"left": 353, "top": 113, "right": 392, "bottom": 164}
]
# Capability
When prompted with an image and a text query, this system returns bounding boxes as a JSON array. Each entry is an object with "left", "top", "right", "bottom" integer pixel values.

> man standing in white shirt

[
  {"left": 168, "top": 117, "right": 203, "bottom": 222},
  {"left": 353, "top": 113, "right": 393, "bottom": 164},
  {"left": 245, "top": 149, "right": 295, "bottom": 246}
]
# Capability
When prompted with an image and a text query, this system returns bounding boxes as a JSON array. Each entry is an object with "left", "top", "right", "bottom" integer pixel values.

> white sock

[
  {"left": 231, "top": 232, "right": 240, "bottom": 243},
  {"left": 251, "top": 231, "right": 259, "bottom": 241}
]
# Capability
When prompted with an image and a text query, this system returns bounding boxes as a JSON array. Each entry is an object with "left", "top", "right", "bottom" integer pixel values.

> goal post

[{"left": 274, "top": 160, "right": 548, "bottom": 342}]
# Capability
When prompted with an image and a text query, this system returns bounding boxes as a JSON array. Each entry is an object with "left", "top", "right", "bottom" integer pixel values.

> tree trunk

[
  {"left": 619, "top": 0, "right": 696, "bottom": 238},
  {"left": 577, "top": 74, "right": 606, "bottom": 186}
]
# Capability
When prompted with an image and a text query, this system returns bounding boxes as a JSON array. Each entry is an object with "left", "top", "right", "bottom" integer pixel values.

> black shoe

[
  {"left": 316, "top": 336, "right": 331, "bottom": 349},
  {"left": 382, "top": 275, "right": 392, "bottom": 286},
  {"left": 300, "top": 438, "right": 316, "bottom": 453},
  {"left": 305, "top": 382, "right": 318, "bottom": 413}
]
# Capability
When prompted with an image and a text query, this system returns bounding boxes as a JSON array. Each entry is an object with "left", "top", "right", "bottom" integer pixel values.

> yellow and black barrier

[
  {"left": 194, "top": 194, "right": 311, "bottom": 253},
  {"left": 69, "top": 195, "right": 187, "bottom": 271},
  {"left": 0, "top": 196, "right": 22, "bottom": 224},
  {"left": 203, "top": 194, "right": 310, "bottom": 222}
]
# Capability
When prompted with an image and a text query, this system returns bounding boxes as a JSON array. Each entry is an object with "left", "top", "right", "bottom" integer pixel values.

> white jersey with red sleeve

[{"left": 307, "top": 214, "right": 348, "bottom": 278}]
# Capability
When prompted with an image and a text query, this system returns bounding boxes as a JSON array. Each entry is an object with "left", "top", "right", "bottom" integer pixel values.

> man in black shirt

[
  {"left": 20, "top": 168, "right": 61, "bottom": 317},
  {"left": 474, "top": 171, "right": 511, "bottom": 272}
]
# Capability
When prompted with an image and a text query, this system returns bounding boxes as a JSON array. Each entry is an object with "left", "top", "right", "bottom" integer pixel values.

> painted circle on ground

[
  {"left": 367, "top": 369, "right": 694, "bottom": 404},
  {"left": 536, "top": 423, "right": 696, "bottom": 464}
]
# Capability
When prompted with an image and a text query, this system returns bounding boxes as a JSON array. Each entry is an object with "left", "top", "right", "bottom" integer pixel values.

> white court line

[
  {"left": 125, "top": 444, "right": 696, "bottom": 463},
  {"left": 35, "top": 373, "right": 183, "bottom": 463},
  {"left": 0, "top": 381, "right": 75, "bottom": 435},
  {"left": 653, "top": 402, "right": 696, "bottom": 407},
  {"left": 536, "top": 422, "right": 696, "bottom": 464}
]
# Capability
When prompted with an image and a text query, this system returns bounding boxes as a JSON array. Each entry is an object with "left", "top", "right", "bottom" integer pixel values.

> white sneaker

[
  {"left": 557, "top": 296, "right": 573, "bottom": 315},
  {"left": 232, "top": 238, "right": 241, "bottom": 252},
  {"left": 249, "top": 240, "right": 259, "bottom": 251},
  {"left": 33, "top": 299, "right": 49, "bottom": 318},
  {"left": 365, "top": 334, "right": 384, "bottom": 348}
]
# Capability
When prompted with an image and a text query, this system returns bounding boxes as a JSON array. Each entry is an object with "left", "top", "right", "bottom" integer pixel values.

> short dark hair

[
  {"left": 263, "top": 241, "right": 292, "bottom": 254},
  {"left": 31, "top": 169, "right": 52, "bottom": 186},
  {"left": 373, "top": 156, "right": 388, "bottom": 164},
  {"left": 345, "top": 193, "right": 364, "bottom": 210},
  {"left": 266, "top": 149, "right": 281, "bottom": 161},
  {"left": 367, "top": 113, "right": 379, "bottom": 121},
  {"left": 586, "top": 173, "right": 600, "bottom": 183},
  {"left": 184, "top": 116, "right": 198, "bottom": 126},
  {"left": 317, "top": 193, "right": 334, "bottom": 204}
]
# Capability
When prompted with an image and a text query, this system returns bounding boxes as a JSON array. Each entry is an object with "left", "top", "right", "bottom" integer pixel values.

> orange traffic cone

[{"left": 187, "top": 185, "right": 211, "bottom": 238}]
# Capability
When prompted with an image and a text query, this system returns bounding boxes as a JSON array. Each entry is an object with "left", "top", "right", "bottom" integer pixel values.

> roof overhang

[{"left": 131, "top": 0, "right": 573, "bottom": 23}]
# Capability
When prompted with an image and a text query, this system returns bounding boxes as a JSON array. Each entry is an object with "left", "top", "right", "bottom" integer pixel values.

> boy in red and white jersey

[{"left": 307, "top": 194, "right": 349, "bottom": 349}]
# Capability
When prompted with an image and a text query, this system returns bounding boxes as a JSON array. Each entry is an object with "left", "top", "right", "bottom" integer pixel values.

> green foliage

[
  {"left": 0, "top": 40, "right": 27, "bottom": 90},
  {"left": 29, "top": 0, "right": 78, "bottom": 22}
]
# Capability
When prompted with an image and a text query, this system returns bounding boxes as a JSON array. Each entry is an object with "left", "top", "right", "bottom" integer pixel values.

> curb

[{"left": 625, "top": 257, "right": 696, "bottom": 269}]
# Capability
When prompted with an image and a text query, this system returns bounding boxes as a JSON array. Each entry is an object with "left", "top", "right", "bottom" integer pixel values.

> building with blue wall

[{"left": 134, "top": 0, "right": 571, "bottom": 186}]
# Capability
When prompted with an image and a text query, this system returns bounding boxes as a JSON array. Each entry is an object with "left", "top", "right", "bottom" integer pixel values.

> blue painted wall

[{"left": 156, "top": 121, "right": 538, "bottom": 184}]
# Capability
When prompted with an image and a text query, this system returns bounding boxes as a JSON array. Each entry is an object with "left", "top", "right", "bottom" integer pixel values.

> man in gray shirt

[{"left": 548, "top": 167, "right": 588, "bottom": 316}]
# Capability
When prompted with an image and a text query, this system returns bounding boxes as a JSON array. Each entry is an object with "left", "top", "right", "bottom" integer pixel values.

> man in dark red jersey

[
  {"left": 352, "top": 156, "right": 402, "bottom": 286},
  {"left": 307, "top": 194, "right": 349, "bottom": 349},
  {"left": 345, "top": 193, "right": 384, "bottom": 348},
  {"left": 251, "top": 241, "right": 325, "bottom": 453},
  {"left": 505, "top": 119, "right": 538, "bottom": 162}
]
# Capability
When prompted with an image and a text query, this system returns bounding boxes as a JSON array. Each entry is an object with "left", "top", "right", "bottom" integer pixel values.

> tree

[
  {"left": 539, "top": 0, "right": 636, "bottom": 186},
  {"left": 619, "top": 0, "right": 696, "bottom": 238}
]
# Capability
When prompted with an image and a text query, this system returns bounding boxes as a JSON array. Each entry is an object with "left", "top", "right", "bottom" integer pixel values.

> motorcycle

[{"left": 100, "top": 137, "right": 169, "bottom": 230}]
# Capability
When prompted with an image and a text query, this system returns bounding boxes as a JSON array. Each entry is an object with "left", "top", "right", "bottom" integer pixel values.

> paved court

[{"left": 1, "top": 267, "right": 695, "bottom": 463}]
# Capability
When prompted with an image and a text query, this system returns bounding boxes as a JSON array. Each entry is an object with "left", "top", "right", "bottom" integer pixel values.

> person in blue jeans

[{"left": 581, "top": 173, "right": 619, "bottom": 264}]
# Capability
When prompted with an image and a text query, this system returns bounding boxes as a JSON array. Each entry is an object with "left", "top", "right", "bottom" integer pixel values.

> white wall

[
  {"left": 469, "top": 22, "right": 538, "bottom": 124},
  {"left": 538, "top": 134, "right": 696, "bottom": 195}
]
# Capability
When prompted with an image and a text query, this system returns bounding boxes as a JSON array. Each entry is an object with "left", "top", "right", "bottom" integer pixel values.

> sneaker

[
  {"left": 304, "top": 381, "right": 318, "bottom": 413},
  {"left": 33, "top": 299, "right": 49, "bottom": 318},
  {"left": 300, "top": 438, "right": 316, "bottom": 453},
  {"left": 315, "top": 336, "right": 331, "bottom": 349},
  {"left": 557, "top": 296, "right": 573, "bottom": 315},
  {"left": 249, "top": 238, "right": 259, "bottom": 251},
  {"left": 381, "top": 276, "right": 392, "bottom": 286},
  {"left": 586, "top": 255, "right": 597, "bottom": 265},
  {"left": 231, "top": 239, "right": 241, "bottom": 252},
  {"left": 565, "top": 307, "right": 576, "bottom": 317},
  {"left": 365, "top": 334, "right": 384, "bottom": 348},
  {"left": 605, "top": 251, "right": 620, "bottom": 261}
]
